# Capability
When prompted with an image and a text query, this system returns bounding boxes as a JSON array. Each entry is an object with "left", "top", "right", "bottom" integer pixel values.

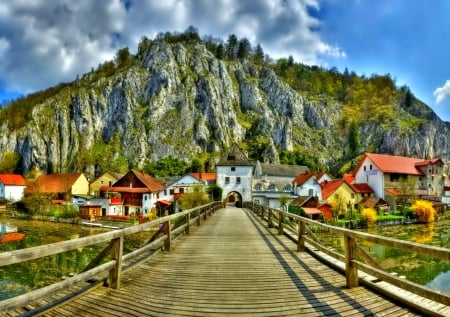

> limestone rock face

[{"left": 1, "top": 39, "right": 450, "bottom": 176}]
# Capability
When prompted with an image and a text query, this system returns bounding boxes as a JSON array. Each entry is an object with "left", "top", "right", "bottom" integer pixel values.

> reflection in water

[
  {"left": 316, "top": 219, "right": 450, "bottom": 294},
  {"left": 0, "top": 217, "right": 153, "bottom": 301}
]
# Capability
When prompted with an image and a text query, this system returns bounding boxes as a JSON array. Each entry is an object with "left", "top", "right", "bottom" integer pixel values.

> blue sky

[{"left": 1, "top": 0, "right": 450, "bottom": 121}]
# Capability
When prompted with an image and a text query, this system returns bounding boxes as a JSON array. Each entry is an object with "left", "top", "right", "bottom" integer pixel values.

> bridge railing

[
  {"left": 0, "top": 201, "right": 222, "bottom": 313},
  {"left": 244, "top": 202, "right": 450, "bottom": 308}
]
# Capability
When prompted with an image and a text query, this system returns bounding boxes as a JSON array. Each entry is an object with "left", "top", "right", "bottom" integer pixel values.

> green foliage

[
  {"left": 288, "top": 205, "right": 304, "bottom": 216},
  {"left": 348, "top": 120, "right": 360, "bottom": 156},
  {"left": 279, "top": 150, "right": 319, "bottom": 170},
  {"left": 187, "top": 158, "right": 203, "bottom": 173},
  {"left": 207, "top": 185, "right": 223, "bottom": 201},
  {"left": 0, "top": 152, "right": 21, "bottom": 173},
  {"left": 144, "top": 156, "right": 188, "bottom": 177},
  {"left": 178, "top": 189, "right": 210, "bottom": 210}
]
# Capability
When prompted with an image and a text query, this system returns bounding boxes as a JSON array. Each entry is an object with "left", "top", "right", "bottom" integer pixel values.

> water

[
  {"left": 317, "top": 220, "right": 450, "bottom": 294},
  {"left": 0, "top": 217, "right": 152, "bottom": 301}
]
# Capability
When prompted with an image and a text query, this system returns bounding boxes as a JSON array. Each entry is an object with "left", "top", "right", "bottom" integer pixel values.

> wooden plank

[{"left": 36, "top": 207, "right": 423, "bottom": 317}]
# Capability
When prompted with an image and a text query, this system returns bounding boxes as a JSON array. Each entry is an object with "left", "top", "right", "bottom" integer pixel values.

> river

[
  {"left": 0, "top": 216, "right": 151, "bottom": 301},
  {"left": 1, "top": 216, "right": 449, "bottom": 301}
]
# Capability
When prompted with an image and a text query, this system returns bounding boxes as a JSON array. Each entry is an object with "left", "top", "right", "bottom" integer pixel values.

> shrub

[
  {"left": 361, "top": 207, "right": 377, "bottom": 227},
  {"left": 411, "top": 200, "right": 436, "bottom": 223}
]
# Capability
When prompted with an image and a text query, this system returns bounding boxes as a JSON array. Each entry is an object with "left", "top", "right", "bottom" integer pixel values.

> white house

[
  {"left": 216, "top": 144, "right": 253, "bottom": 206},
  {"left": 252, "top": 161, "right": 309, "bottom": 209},
  {"left": 353, "top": 153, "right": 445, "bottom": 201},
  {"left": 292, "top": 171, "right": 332, "bottom": 200},
  {"left": 0, "top": 174, "right": 27, "bottom": 202}
]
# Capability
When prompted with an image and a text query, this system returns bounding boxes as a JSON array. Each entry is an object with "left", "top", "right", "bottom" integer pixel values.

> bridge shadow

[{"left": 245, "top": 210, "right": 377, "bottom": 316}]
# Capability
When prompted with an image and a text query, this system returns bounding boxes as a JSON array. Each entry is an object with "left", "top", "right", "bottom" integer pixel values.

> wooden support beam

[
  {"left": 297, "top": 220, "right": 305, "bottom": 252},
  {"left": 344, "top": 235, "right": 358, "bottom": 288},
  {"left": 278, "top": 211, "right": 284, "bottom": 235},
  {"left": 163, "top": 220, "right": 172, "bottom": 252},
  {"left": 109, "top": 236, "right": 123, "bottom": 289},
  {"left": 185, "top": 213, "right": 191, "bottom": 235}
]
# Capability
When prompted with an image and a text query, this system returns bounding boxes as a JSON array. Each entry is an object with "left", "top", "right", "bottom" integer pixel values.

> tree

[
  {"left": 115, "top": 47, "right": 132, "bottom": 67},
  {"left": 361, "top": 207, "right": 377, "bottom": 227},
  {"left": 237, "top": 38, "right": 251, "bottom": 59},
  {"left": 215, "top": 43, "right": 225, "bottom": 59},
  {"left": 207, "top": 185, "right": 223, "bottom": 201},
  {"left": 187, "top": 159, "right": 202, "bottom": 173},
  {"left": 411, "top": 200, "right": 436, "bottom": 223},
  {"left": 396, "top": 176, "right": 417, "bottom": 206},
  {"left": 178, "top": 185, "right": 210, "bottom": 210},
  {"left": 348, "top": 120, "right": 360, "bottom": 156},
  {"left": 226, "top": 34, "right": 238, "bottom": 60},
  {"left": 0, "top": 151, "right": 21, "bottom": 173},
  {"left": 254, "top": 44, "right": 264, "bottom": 64},
  {"left": 184, "top": 25, "right": 200, "bottom": 42}
]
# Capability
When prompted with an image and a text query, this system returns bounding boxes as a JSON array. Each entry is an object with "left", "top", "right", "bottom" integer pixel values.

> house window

[
  {"left": 254, "top": 199, "right": 260, "bottom": 204},
  {"left": 100, "top": 180, "right": 104, "bottom": 185},
  {"left": 180, "top": 188, "right": 185, "bottom": 193},
  {"left": 364, "top": 166, "right": 366, "bottom": 171},
  {"left": 227, "top": 155, "right": 235, "bottom": 161},
  {"left": 370, "top": 164, "right": 373, "bottom": 170},
  {"left": 170, "top": 189, "right": 174, "bottom": 195},
  {"left": 268, "top": 183, "right": 276, "bottom": 191},
  {"left": 308, "top": 188, "right": 314, "bottom": 196},
  {"left": 255, "top": 183, "right": 262, "bottom": 191},
  {"left": 164, "top": 189, "right": 167, "bottom": 195},
  {"left": 225, "top": 177, "right": 230, "bottom": 184},
  {"left": 231, "top": 166, "right": 236, "bottom": 172},
  {"left": 283, "top": 184, "right": 292, "bottom": 191},
  {"left": 351, "top": 193, "right": 355, "bottom": 199},
  {"left": 236, "top": 177, "right": 241, "bottom": 184},
  {"left": 144, "top": 195, "right": 148, "bottom": 201}
]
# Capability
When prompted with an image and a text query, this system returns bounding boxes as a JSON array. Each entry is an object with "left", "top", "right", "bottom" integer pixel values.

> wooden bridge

[{"left": 1, "top": 203, "right": 450, "bottom": 316}]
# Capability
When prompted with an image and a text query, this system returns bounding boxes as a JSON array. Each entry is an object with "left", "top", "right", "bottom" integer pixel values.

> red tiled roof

[
  {"left": 343, "top": 173, "right": 355, "bottom": 183},
  {"left": 349, "top": 183, "right": 373, "bottom": 194},
  {"left": 0, "top": 174, "right": 27, "bottom": 186},
  {"left": 190, "top": 172, "right": 217, "bottom": 181},
  {"left": 132, "top": 170, "right": 165, "bottom": 192},
  {"left": 303, "top": 207, "right": 322, "bottom": 215},
  {"left": 156, "top": 200, "right": 172, "bottom": 206},
  {"left": 293, "top": 172, "right": 315, "bottom": 186},
  {"left": 354, "top": 153, "right": 439, "bottom": 176},
  {"left": 108, "top": 187, "right": 150, "bottom": 193},
  {"left": 27, "top": 173, "right": 82, "bottom": 193},
  {"left": 320, "top": 180, "right": 345, "bottom": 199}
]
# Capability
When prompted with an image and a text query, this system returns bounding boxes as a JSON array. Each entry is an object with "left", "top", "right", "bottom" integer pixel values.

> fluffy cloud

[
  {"left": 0, "top": 0, "right": 345, "bottom": 96},
  {"left": 434, "top": 80, "right": 450, "bottom": 103}
]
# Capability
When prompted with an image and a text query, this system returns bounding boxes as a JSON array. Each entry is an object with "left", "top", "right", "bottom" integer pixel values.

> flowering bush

[
  {"left": 411, "top": 200, "right": 436, "bottom": 223},
  {"left": 361, "top": 207, "right": 377, "bottom": 227}
]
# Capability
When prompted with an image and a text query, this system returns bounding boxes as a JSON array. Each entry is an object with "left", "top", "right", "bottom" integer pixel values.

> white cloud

[
  {"left": 0, "top": 0, "right": 345, "bottom": 96},
  {"left": 433, "top": 80, "right": 450, "bottom": 103}
]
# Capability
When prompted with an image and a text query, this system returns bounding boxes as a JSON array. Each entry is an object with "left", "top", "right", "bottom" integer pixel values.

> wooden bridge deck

[{"left": 40, "top": 208, "right": 421, "bottom": 316}]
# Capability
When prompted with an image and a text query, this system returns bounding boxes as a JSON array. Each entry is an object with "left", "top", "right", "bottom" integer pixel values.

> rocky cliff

[{"left": 1, "top": 38, "right": 450, "bottom": 176}]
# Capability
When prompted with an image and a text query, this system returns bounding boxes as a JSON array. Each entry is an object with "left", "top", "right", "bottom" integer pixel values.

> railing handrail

[
  {"left": 0, "top": 201, "right": 221, "bottom": 313},
  {"left": 244, "top": 201, "right": 450, "bottom": 312}
]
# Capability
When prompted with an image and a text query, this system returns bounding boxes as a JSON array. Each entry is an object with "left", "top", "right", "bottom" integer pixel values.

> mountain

[{"left": 1, "top": 33, "right": 450, "bottom": 177}]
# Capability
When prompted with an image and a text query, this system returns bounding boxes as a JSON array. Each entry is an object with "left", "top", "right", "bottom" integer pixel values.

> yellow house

[
  {"left": 321, "top": 180, "right": 357, "bottom": 216},
  {"left": 89, "top": 172, "right": 124, "bottom": 197}
]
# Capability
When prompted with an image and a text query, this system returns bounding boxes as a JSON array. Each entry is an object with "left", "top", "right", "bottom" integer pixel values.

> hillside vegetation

[{"left": 0, "top": 27, "right": 448, "bottom": 178}]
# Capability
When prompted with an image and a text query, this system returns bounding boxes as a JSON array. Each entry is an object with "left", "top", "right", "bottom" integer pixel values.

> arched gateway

[{"left": 216, "top": 144, "right": 253, "bottom": 207}]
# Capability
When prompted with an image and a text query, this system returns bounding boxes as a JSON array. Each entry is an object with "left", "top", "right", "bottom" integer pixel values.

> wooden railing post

[
  {"left": 268, "top": 208, "right": 273, "bottom": 228},
  {"left": 297, "top": 220, "right": 305, "bottom": 252},
  {"left": 109, "top": 236, "right": 123, "bottom": 289},
  {"left": 197, "top": 209, "right": 201, "bottom": 226},
  {"left": 163, "top": 220, "right": 172, "bottom": 252},
  {"left": 278, "top": 211, "right": 284, "bottom": 235},
  {"left": 344, "top": 234, "right": 358, "bottom": 288},
  {"left": 185, "top": 212, "right": 191, "bottom": 235},
  {"left": 203, "top": 206, "right": 207, "bottom": 220}
]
